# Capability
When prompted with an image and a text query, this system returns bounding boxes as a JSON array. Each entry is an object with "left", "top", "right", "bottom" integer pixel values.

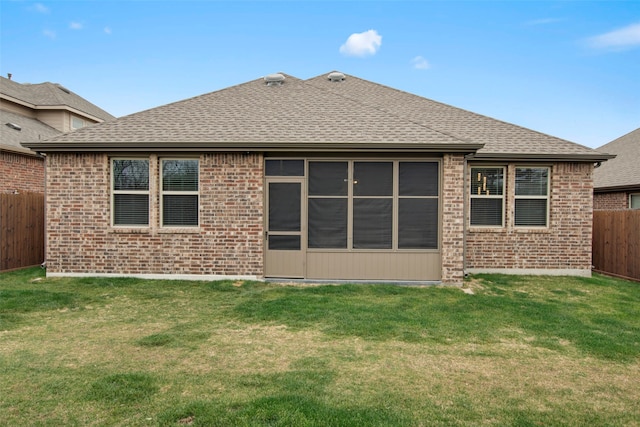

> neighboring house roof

[
  {"left": 23, "top": 72, "right": 611, "bottom": 162},
  {"left": 0, "top": 76, "right": 115, "bottom": 122},
  {"left": 593, "top": 127, "right": 640, "bottom": 192},
  {"left": 1, "top": 110, "right": 58, "bottom": 155}
]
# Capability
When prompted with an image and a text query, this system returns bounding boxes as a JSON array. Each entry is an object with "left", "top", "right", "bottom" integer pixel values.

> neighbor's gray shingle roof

[
  {"left": 0, "top": 110, "right": 59, "bottom": 155},
  {"left": 23, "top": 72, "right": 610, "bottom": 161},
  {"left": 0, "top": 76, "right": 115, "bottom": 122},
  {"left": 593, "top": 128, "right": 640, "bottom": 191}
]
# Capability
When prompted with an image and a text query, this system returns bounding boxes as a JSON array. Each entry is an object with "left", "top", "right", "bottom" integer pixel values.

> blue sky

[{"left": 1, "top": 1, "right": 639, "bottom": 148}]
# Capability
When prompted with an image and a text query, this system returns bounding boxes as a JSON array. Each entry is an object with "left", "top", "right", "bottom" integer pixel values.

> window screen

[
  {"left": 162, "top": 159, "right": 199, "bottom": 227},
  {"left": 309, "top": 162, "right": 348, "bottom": 196},
  {"left": 268, "top": 183, "right": 301, "bottom": 232},
  {"left": 353, "top": 162, "right": 392, "bottom": 196},
  {"left": 269, "top": 235, "right": 301, "bottom": 250},
  {"left": 112, "top": 159, "right": 149, "bottom": 226},
  {"left": 470, "top": 198, "right": 503, "bottom": 226},
  {"left": 307, "top": 160, "right": 439, "bottom": 251},
  {"left": 470, "top": 167, "right": 504, "bottom": 227},
  {"left": 515, "top": 167, "right": 549, "bottom": 227},
  {"left": 265, "top": 160, "right": 304, "bottom": 176},
  {"left": 308, "top": 198, "right": 347, "bottom": 248},
  {"left": 398, "top": 198, "right": 438, "bottom": 249},
  {"left": 353, "top": 199, "right": 392, "bottom": 249},
  {"left": 399, "top": 162, "right": 438, "bottom": 196}
]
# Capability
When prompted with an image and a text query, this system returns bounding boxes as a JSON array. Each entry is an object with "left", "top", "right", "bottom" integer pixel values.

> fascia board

[
  {"left": 468, "top": 153, "right": 616, "bottom": 163},
  {"left": 21, "top": 141, "right": 485, "bottom": 153}
]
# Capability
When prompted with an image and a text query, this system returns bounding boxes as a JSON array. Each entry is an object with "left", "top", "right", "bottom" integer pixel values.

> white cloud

[
  {"left": 43, "top": 29, "right": 56, "bottom": 39},
  {"left": 587, "top": 22, "right": 640, "bottom": 51},
  {"left": 69, "top": 22, "right": 83, "bottom": 30},
  {"left": 104, "top": 26, "right": 112, "bottom": 35},
  {"left": 31, "top": 3, "right": 50, "bottom": 14},
  {"left": 411, "top": 56, "right": 430, "bottom": 70},
  {"left": 339, "top": 29, "right": 382, "bottom": 57}
]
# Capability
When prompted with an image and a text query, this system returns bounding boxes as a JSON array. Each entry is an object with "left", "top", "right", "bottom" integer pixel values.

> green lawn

[{"left": 1, "top": 268, "right": 639, "bottom": 426}]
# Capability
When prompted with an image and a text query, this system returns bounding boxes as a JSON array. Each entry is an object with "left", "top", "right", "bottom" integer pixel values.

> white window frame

[
  {"left": 160, "top": 158, "right": 200, "bottom": 228},
  {"left": 514, "top": 166, "right": 550, "bottom": 228},
  {"left": 469, "top": 166, "right": 505, "bottom": 228},
  {"left": 630, "top": 193, "right": 640, "bottom": 209},
  {"left": 111, "top": 158, "right": 150, "bottom": 227},
  {"left": 71, "top": 116, "right": 85, "bottom": 130}
]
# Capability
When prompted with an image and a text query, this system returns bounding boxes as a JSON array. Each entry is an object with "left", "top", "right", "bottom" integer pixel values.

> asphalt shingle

[
  {"left": 22, "top": 72, "right": 610, "bottom": 160},
  {"left": 593, "top": 128, "right": 640, "bottom": 190}
]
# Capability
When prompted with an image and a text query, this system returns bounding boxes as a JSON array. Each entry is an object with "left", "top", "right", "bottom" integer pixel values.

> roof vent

[
  {"left": 5, "top": 122, "right": 22, "bottom": 131},
  {"left": 328, "top": 72, "right": 346, "bottom": 82},
  {"left": 264, "top": 73, "right": 285, "bottom": 86}
]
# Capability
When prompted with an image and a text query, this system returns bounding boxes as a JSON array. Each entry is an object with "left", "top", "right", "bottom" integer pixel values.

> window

[
  {"left": 161, "top": 159, "right": 199, "bottom": 227},
  {"left": 630, "top": 194, "right": 640, "bottom": 209},
  {"left": 307, "top": 161, "right": 439, "bottom": 250},
  {"left": 308, "top": 162, "right": 348, "bottom": 248},
  {"left": 398, "top": 162, "right": 439, "bottom": 248},
  {"left": 265, "top": 159, "right": 304, "bottom": 176},
  {"left": 470, "top": 167, "right": 504, "bottom": 227},
  {"left": 112, "top": 159, "right": 149, "bottom": 226},
  {"left": 71, "top": 117, "right": 85, "bottom": 130},
  {"left": 515, "top": 167, "right": 549, "bottom": 227}
]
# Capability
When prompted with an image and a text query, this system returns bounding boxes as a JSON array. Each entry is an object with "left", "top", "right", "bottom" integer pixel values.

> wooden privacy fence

[
  {"left": 0, "top": 192, "right": 45, "bottom": 271},
  {"left": 592, "top": 210, "right": 640, "bottom": 282}
]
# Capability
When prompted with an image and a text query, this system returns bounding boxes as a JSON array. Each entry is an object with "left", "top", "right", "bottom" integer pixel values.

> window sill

[
  {"left": 513, "top": 227, "right": 550, "bottom": 234},
  {"left": 109, "top": 227, "right": 150, "bottom": 234},
  {"left": 468, "top": 227, "right": 550, "bottom": 234},
  {"left": 157, "top": 227, "right": 201, "bottom": 234},
  {"left": 468, "top": 227, "right": 505, "bottom": 233}
]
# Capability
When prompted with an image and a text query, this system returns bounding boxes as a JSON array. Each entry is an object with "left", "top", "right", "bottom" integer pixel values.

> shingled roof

[
  {"left": 593, "top": 127, "right": 640, "bottom": 191},
  {"left": 1, "top": 110, "right": 59, "bottom": 155},
  {"left": 0, "top": 76, "right": 115, "bottom": 122},
  {"left": 23, "top": 72, "right": 610, "bottom": 161}
]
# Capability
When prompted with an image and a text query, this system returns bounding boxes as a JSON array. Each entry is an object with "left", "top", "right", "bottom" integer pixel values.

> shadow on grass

[
  {"left": 0, "top": 289, "right": 90, "bottom": 330},
  {"left": 159, "top": 356, "right": 408, "bottom": 426},
  {"left": 233, "top": 278, "right": 640, "bottom": 362}
]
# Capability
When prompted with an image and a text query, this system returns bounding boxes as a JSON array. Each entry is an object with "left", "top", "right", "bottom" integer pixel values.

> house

[
  {"left": 1, "top": 75, "right": 115, "bottom": 193},
  {"left": 1, "top": 75, "right": 114, "bottom": 271},
  {"left": 593, "top": 128, "right": 640, "bottom": 210},
  {"left": 23, "top": 72, "right": 612, "bottom": 284}
]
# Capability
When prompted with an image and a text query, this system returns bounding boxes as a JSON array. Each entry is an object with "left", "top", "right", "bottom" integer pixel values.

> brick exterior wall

[
  {"left": 441, "top": 153, "right": 465, "bottom": 284},
  {"left": 465, "top": 162, "right": 593, "bottom": 274},
  {"left": 45, "top": 152, "right": 264, "bottom": 277},
  {"left": 0, "top": 151, "right": 44, "bottom": 194},
  {"left": 593, "top": 191, "right": 629, "bottom": 210}
]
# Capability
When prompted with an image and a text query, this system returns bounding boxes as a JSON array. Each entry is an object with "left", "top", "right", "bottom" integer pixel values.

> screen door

[{"left": 265, "top": 179, "right": 305, "bottom": 278}]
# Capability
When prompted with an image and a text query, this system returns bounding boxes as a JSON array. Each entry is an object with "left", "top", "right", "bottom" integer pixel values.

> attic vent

[
  {"left": 328, "top": 72, "right": 346, "bottom": 82},
  {"left": 264, "top": 73, "right": 285, "bottom": 86},
  {"left": 5, "top": 122, "right": 22, "bottom": 131}
]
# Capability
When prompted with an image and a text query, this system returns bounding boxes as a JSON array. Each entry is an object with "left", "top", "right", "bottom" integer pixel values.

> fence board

[
  {"left": 592, "top": 210, "right": 640, "bottom": 282},
  {"left": 0, "top": 193, "right": 45, "bottom": 271}
]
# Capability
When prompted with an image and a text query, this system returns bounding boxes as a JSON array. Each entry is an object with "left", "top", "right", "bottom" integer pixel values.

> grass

[{"left": 1, "top": 268, "right": 639, "bottom": 426}]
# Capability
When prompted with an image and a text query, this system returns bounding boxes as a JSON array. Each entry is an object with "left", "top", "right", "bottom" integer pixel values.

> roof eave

[
  {"left": 0, "top": 144, "right": 44, "bottom": 158},
  {"left": 468, "top": 152, "right": 616, "bottom": 162},
  {"left": 21, "top": 141, "right": 484, "bottom": 153},
  {"left": 594, "top": 184, "right": 640, "bottom": 193},
  {"left": 1, "top": 94, "right": 110, "bottom": 122}
]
